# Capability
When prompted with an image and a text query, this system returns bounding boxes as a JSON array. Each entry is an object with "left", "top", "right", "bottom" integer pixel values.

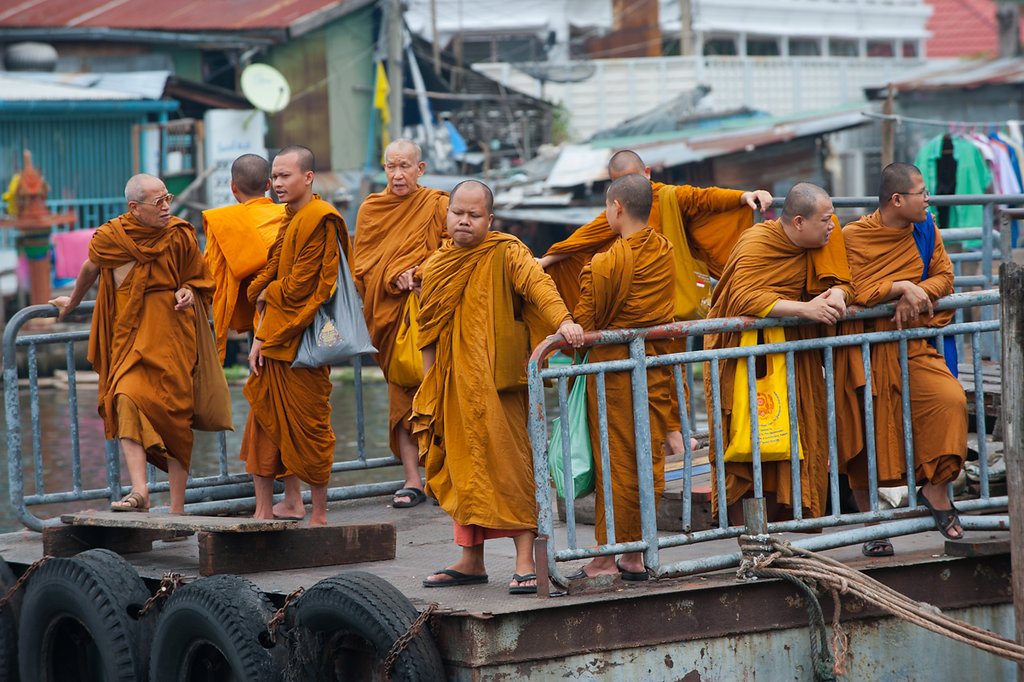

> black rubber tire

[
  {"left": 286, "top": 571, "right": 445, "bottom": 681},
  {"left": 17, "top": 548, "right": 154, "bottom": 682},
  {"left": 148, "top": 573, "right": 279, "bottom": 682},
  {"left": 0, "top": 556, "right": 21, "bottom": 682}
]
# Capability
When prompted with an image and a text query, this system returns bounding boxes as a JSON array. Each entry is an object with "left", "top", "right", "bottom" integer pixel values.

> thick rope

[{"left": 738, "top": 536, "right": 1024, "bottom": 671}]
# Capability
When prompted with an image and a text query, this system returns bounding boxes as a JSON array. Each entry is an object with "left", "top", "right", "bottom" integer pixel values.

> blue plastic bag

[{"left": 548, "top": 353, "right": 595, "bottom": 499}]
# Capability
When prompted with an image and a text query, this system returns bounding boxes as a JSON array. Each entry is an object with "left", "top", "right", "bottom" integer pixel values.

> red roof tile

[{"left": 925, "top": 0, "right": 1024, "bottom": 58}]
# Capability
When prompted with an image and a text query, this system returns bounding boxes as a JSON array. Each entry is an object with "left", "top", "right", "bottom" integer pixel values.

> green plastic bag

[{"left": 548, "top": 353, "right": 595, "bottom": 499}]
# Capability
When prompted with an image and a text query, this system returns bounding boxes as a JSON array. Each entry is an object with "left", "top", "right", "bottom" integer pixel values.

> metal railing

[
  {"left": 528, "top": 290, "right": 1009, "bottom": 587},
  {"left": 2, "top": 303, "right": 404, "bottom": 531}
]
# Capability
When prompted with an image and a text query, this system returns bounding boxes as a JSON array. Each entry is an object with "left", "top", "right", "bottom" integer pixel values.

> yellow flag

[{"left": 374, "top": 62, "right": 391, "bottom": 155}]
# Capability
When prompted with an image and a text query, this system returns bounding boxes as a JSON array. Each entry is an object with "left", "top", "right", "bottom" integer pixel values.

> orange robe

[
  {"left": 704, "top": 219, "right": 853, "bottom": 520},
  {"left": 202, "top": 197, "right": 288, "bottom": 363},
  {"left": 573, "top": 227, "right": 676, "bottom": 544},
  {"left": 836, "top": 211, "right": 965, "bottom": 489},
  {"left": 240, "top": 197, "right": 350, "bottom": 486},
  {"left": 543, "top": 182, "right": 750, "bottom": 313},
  {"left": 88, "top": 212, "right": 215, "bottom": 472},
  {"left": 353, "top": 186, "right": 448, "bottom": 455},
  {"left": 411, "top": 233, "right": 571, "bottom": 532}
]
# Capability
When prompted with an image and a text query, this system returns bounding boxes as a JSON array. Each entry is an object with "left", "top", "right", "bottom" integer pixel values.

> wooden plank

[
  {"left": 42, "top": 524, "right": 179, "bottom": 557},
  {"left": 944, "top": 538, "right": 1011, "bottom": 558},
  {"left": 196, "top": 522, "right": 396, "bottom": 576},
  {"left": 61, "top": 511, "right": 297, "bottom": 533}
]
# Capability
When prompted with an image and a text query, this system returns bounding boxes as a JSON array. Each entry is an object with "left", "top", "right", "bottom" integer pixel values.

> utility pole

[
  {"left": 430, "top": 0, "right": 441, "bottom": 75},
  {"left": 997, "top": 2, "right": 1021, "bottom": 58},
  {"left": 386, "top": 0, "right": 403, "bottom": 142},
  {"left": 678, "top": 0, "right": 694, "bottom": 56}
]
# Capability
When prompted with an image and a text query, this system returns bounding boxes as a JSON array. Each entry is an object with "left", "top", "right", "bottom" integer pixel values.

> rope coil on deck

[
  {"left": 738, "top": 536, "right": 1024, "bottom": 675},
  {"left": 0, "top": 555, "right": 50, "bottom": 613},
  {"left": 382, "top": 602, "right": 439, "bottom": 678}
]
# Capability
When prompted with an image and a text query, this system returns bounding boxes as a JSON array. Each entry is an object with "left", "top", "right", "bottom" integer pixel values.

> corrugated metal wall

[{"left": 0, "top": 113, "right": 144, "bottom": 231}]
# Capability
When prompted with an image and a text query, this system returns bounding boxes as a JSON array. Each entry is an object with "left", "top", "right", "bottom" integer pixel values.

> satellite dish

[{"left": 240, "top": 63, "right": 291, "bottom": 114}]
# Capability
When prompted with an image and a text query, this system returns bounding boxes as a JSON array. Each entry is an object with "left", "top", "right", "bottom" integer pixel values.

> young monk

[
  {"left": 704, "top": 182, "right": 853, "bottom": 526},
  {"left": 354, "top": 139, "right": 448, "bottom": 509},
  {"left": 49, "top": 174, "right": 216, "bottom": 513},
  {"left": 242, "top": 145, "right": 349, "bottom": 526},
  {"left": 413, "top": 180, "right": 584, "bottom": 594},
  {"left": 202, "top": 153, "right": 287, "bottom": 365},
  {"left": 569, "top": 173, "right": 676, "bottom": 581},
  {"left": 837, "top": 162, "right": 966, "bottom": 555}
]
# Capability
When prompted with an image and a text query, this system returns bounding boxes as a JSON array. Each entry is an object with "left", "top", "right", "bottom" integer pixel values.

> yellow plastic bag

[
  {"left": 387, "top": 293, "right": 424, "bottom": 387},
  {"left": 723, "top": 327, "right": 803, "bottom": 463},
  {"left": 658, "top": 185, "right": 713, "bottom": 320}
]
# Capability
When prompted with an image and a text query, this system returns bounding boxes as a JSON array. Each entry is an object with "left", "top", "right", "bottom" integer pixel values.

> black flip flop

[
  {"left": 393, "top": 487, "right": 426, "bottom": 508},
  {"left": 422, "top": 569, "right": 488, "bottom": 588},
  {"left": 616, "top": 560, "right": 649, "bottom": 582},
  {"left": 509, "top": 573, "right": 537, "bottom": 594},
  {"left": 918, "top": 487, "right": 964, "bottom": 540},
  {"left": 861, "top": 538, "right": 894, "bottom": 557}
]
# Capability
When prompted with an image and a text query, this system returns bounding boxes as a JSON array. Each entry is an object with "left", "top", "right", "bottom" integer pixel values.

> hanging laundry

[{"left": 915, "top": 133, "right": 992, "bottom": 230}]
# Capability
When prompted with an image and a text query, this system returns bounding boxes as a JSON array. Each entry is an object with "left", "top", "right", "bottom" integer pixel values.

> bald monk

[
  {"left": 413, "top": 180, "right": 584, "bottom": 594},
  {"left": 538, "top": 149, "right": 773, "bottom": 457},
  {"left": 203, "top": 153, "right": 287, "bottom": 364},
  {"left": 569, "top": 173, "right": 675, "bottom": 581},
  {"left": 837, "top": 163, "right": 965, "bottom": 556},
  {"left": 354, "top": 138, "right": 448, "bottom": 508},
  {"left": 704, "top": 182, "right": 853, "bottom": 525},
  {"left": 243, "top": 145, "right": 349, "bottom": 526},
  {"left": 49, "top": 174, "right": 216, "bottom": 513}
]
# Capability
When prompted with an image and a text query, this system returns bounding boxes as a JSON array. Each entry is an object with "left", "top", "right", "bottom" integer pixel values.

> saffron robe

[
  {"left": 241, "top": 197, "right": 349, "bottom": 486},
  {"left": 573, "top": 227, "right": 676, "bottom": 544},
  {"left": 88, "top": 212, "right": 215, "bottom": 472},
  {"left": 836, "top": 211, "right": 965, "bottom": 489},
  {"left": 704, "top": 219, "right": 853, "bottom": 520},
  {"left": 543, "top": 182, "right": 750, "bottom": 313},
  {"left": 203, "top": 197, "right": 288, "bottom": 363},
  {"left": 353, "top": 185, "right": 448, "bottom": 454},
  {"left": 411, "top": 232, "right": 571, "bottom": 531}
]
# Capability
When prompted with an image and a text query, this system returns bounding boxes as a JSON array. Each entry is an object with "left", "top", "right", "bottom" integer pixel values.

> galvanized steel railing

[
  {"left": 528, "top": 290, "right": 1010, "bottom": 587},
  {"left": 2, "top": 303, "right": 403, "bottom": 531}
]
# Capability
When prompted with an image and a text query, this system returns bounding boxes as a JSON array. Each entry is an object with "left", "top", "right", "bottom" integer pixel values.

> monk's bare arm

[
  {"left": 769, "top": 288, "right": 846, "bottom": 325},
  {"left": 421, "top": 343, "right": 436, "bottom": 374},
  {"left": 49, "top": 259, "right": 100, "bottom": 320}
]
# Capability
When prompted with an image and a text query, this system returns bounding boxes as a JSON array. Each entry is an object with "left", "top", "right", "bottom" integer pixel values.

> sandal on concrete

[
  {"left": 861, "top": 538, "right": 894, "bottom": 558},
  {"left": 393, "top": 487, "right": 426, "bottom": 508},
  {"left": 919, "top": 487, "right": 963, "bottom": 540},
  {"left": 111, "top": 491, "right": 149, "bottom": 512}
]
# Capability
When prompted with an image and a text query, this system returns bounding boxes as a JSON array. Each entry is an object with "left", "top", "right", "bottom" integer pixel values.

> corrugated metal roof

[
  {"left": 0, "top": 72, "right": 138, "bottom": 100},
  {"left": 11, "top": 71, "right": 171, "bottom": 99},
  {"left": 870, "top": 57, "right": 1024, "bottom": 92},
  {"left": 0, "top": 0, "right": 362, "bottom": 33}
]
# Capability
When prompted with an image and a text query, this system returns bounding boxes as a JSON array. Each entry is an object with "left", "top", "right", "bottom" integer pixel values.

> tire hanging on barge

[
  {"left": 17, "top": 548, "right": 154, "bottom": 682},
  {"left": 285, "top": 571, "right": 445, "bottom": 681},
  {"left": 0, "top": 556, "right": 22, "bottom": 681},
  {"left": 148, "top": 573, "right": 281, "bottom": 682}
]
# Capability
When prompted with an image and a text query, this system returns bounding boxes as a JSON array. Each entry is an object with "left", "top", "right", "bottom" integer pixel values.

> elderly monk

[
  {"left": 202, "top": 153, "right": 287, "bottom": 364},
  {"left": 49, "top": 174, "right": 216, "bottom": 513},
  {"left": 354, "top": 138, "right": 448, "bottom": 509},
  {"left": 538, "top": 149, "right": 773, "bottom": 458},
  {"left": 570, "top": 173, "right": 676, "bottom": 581},
  {"left": 837, "top": 163, "right": 965, "bottom": 556},
  {"left": 413, "top": 180, "right": 584, "bottom": 594},
  {"left": 242, "top": 145, "right": 349, "bottom": 526},
  {"left": 704, "top": 182, "right": 853, "bottom": 526}
]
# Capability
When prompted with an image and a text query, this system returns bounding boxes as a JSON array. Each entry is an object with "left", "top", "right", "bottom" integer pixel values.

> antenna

[{"left": 240, "top": 63, "right": 292, "bottom": 114}]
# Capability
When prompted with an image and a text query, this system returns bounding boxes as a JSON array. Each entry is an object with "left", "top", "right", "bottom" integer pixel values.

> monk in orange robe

[
  {"left": 413, "top": 180, "right": 584, "bottom": 594},
  {"left": 704, "top": 183, "right": 853, "bottom": 525},
  {"left": 837, "top": 163, "right": 965, "bottom": 555},
  {"left": 570, "top": 173, "right": 675, "bottom": 581},
  {"left": 202, "top": 153, "right": 287, "bottom": 364},
  {"left": 242, "top": 145, "right": 349, "bottom": 526},
  {"left": 538, "top": 149, "right": 772, "bottom": 457},
  {"left": 354, "top": 139, "right": 448, "bottom": 508},
  {"left": 50, "top": 173, "right": 216, "bottom": 513}
]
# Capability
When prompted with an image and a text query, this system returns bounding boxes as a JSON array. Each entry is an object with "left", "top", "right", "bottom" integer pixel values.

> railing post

[{"left": 999, "top": 261, "right": 1024, "bottom": 681}]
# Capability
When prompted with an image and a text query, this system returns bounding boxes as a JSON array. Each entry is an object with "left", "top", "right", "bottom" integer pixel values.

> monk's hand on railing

[
  {"left": 48, "top": 295, "right": 75, "bottom": 321},
  {"left": 741, "top": 189, "right": 773, "bottom": 212},
  {"left": 802, "top": 289, "right": 845, "bottom": 326},
  {"left": 173, "top": 287, "right": 194, "bottom": 310},
  {"left": 557, "top": 319, "right": 585, "bottom": 348},
  {"left": 889, "top": 281, "right": 933, "bottom": 331}
]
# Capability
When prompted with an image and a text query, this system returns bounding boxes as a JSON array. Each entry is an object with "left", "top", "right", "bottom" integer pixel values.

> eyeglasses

[
  {"left": 136, "top": 193, "right": 174, "bottom": 207},
  {"left": 897, "top": 189, "right": 929, "bottom": 199}
]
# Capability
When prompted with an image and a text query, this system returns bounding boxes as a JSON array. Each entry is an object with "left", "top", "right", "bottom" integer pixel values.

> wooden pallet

[{"left": 45, "top": 511, "right": 396, "bottom": 576}]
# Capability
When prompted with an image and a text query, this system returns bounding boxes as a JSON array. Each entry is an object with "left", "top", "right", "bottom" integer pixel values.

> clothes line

[{"left": 863, "top": 111, "right": 1024, "bottom": 129}]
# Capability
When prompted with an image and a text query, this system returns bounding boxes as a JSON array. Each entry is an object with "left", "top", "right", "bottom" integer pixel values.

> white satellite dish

[{"left": 240, "top": 63, "right": 291, "bottom": 114}]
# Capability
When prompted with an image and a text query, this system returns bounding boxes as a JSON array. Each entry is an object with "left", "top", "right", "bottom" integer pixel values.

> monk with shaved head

[
  {"left": 704, "top": 181, "right": 853, "bottom": 526},
  {"left": 241, "top": 144, "right": 351, "bottom": 525},
  {"left": 353, "top": 138, "right": 449, "bottom": 509},
  {"left": 50, "top": 173, "right": 217, "bottom": 513},
  {"left": 202, "top": 153, "right": 288, "bottom": 364}
]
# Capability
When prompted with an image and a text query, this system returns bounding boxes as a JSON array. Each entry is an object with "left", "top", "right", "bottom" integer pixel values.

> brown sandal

[{"left": 111, "top": 491, "right": 149, "bottom": 512}]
